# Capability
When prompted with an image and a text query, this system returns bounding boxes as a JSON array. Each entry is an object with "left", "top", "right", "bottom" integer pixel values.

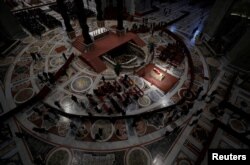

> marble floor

[{"left": 0, "top": 1, "right": 250, "bottom": 165}]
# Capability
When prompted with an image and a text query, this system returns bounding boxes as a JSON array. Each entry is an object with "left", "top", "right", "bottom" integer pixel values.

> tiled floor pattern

[{"left": 1, "top": 1, "right": 249, "bottom": 165}]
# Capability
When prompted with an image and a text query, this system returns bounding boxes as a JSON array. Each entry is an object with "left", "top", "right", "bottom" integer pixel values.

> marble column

[
  {"left": 126, "top": 0, "right": 135, "bottom": 15},
  {"left": 95, "top": 0, "right": 105, "bottom": 27},
  {"left": 74, "top": 0, "right": 93, "bottom": 45},
  {"left": 116, "top": 0, "right": 124, "bottom": 30},
  {"left": 57, "top": 0, "right": 74, "bottom": 33}
]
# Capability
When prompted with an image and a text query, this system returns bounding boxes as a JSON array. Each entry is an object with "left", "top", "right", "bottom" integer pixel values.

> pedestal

[
  {"left": 116, "top": 29, "right": 126, "bottom": 36},
  {"left": 97, "top": 20, "right": 105, "bottom": 28},
  {"left": 67, "top": 31, "right": 76, "bottom": 40}
]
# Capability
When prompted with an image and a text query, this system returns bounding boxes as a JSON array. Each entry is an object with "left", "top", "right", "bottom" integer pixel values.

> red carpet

[
  {"left": 73, "top": 32, "right": 145, "bottom": 73},
  {"left": 137, "top": 63, "right": 179, "bottom": 93}
]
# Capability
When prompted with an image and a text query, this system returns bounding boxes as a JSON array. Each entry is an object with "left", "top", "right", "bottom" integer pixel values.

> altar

[
  {"left": 150, "top": 68, "right": 165, "bottom": 81},
  {"left": 136, "top": 63, "right": 179, "bottom": 93}
]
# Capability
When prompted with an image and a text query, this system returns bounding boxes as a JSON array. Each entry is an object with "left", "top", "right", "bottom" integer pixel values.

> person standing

[
  {"left": 101, "top": 76, "right": 106, "bottom": 83},
  {"left": 62, "top": 53, "right": 67, "bottom": 61},
  {"left": 36, "top": 52, "right": 42, "bottom": 60},
  {"left": 37, "top": 74, "right": 45, "bottom": 83},
  {"left": 42, "top": 72, "right": 49, "bottom": 81},
  {"left": 30, "top": 52, "right": 37, "bottom": 63},
  {"left": 71, "top": 95, "right": 78, "bottom": 104},
  {"left": 54, "top": 101, "right": 61, "bottom": 109}
]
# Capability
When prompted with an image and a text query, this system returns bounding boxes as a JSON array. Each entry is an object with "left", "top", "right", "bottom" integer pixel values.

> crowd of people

[
  {"left": 159, "top": 41, "right": 185, "bottom": 67},
  {"left": 93, "top": 75, "right": 144, "bottom": 115},
  {"left": 37, "top": 71, "right": 55, "bottom": 85},
  {"left": 14, "top": 8, "right": 61, "bottom": 36},
  {"left": 49, "top": 4, "right": 96, "bottom": 20},
  {"left": 128, "top": 20, "right": 168, "bottom": 34},
  {"left": 30, "top": 52, "right": 42, "bottom": 63},
  {"left": 55, "top": 74, "right": 144, "bottom": 116},
  {"left": 15, "top": 10, "right": 45, "bottom": 36}
]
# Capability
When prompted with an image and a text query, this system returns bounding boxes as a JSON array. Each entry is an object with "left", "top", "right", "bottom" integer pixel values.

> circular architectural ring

[
  {"left": 14, "top": 88, "right": 34, "bottom": 104},
  {"left": 71, "top": 76, "right": 93, "bottom": 93},
  {"left": 130, "top": 76, "right": 144, "bottom": 89},
  {"left": 138, "top": 95, "right": 151, "bottom": 107},
  {"left": 46, "top": 147, "right": 72, "bottom": 165},
  {"left": 125, "top": 147, "right": 152, "bottom": 165},
  {"left": 229, "top": 119, "right": 246, "bottom": 134},
  {"left": 178, "top": 88, "right": 195, "bottom": 101},
  {"left": 91, "top": 120, "right": 114, "bottom": 142},
  {"left": 176, "top": 158, "right": 193, "bottom": 165},
  {"left": 114, "top": 119, "right": 128, "bottom": 140},
  {"left": 50, "top": 56, "right": 65, "bottom": 68},
  {"left": 60, "top": 96, "right": 74, "bottom": 107}
]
